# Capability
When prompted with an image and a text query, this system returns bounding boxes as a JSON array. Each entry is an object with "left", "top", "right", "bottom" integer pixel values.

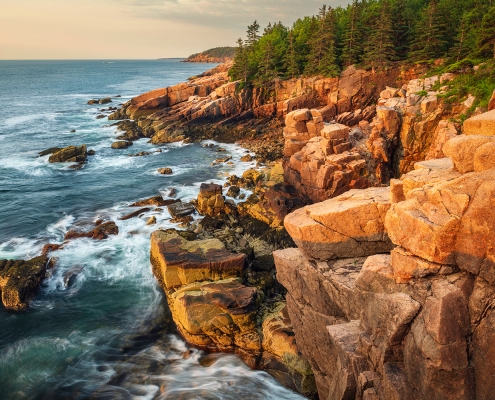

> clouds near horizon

[{"left": 0, "top": 0, "right": 350, "bottom": 59}]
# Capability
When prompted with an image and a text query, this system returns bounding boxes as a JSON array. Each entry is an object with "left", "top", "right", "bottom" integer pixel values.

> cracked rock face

[
  {"left": 284, "top": 187, "right": 393, "bottom": 261},
  {"left": 276, "top": 125, "right": 495, "bottom": 399}
]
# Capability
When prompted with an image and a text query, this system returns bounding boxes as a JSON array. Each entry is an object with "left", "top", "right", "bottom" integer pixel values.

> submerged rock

[
  {"left": 111, "top": 141, "right": 133, "bottom": 149},
  {"left": 64, "top": 221, "right": 119, "bottom": 241},
  {"left": 130, "top": 195, "right": 178, "bottom": 207},
  {"left": 0, "top": 256, "right": 49, "bottom": 310},
  {"left": 158, "top": 167, "right": 173, "bottom": 175},
  {"left": 167, "top": 201, "right": 195, "bottom": 219},
  {"left": 119, "top": 208, "right": 150, "bottom": 221}
]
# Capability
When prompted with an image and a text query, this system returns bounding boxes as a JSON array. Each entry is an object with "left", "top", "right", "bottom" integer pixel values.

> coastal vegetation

[
  {"left": 184, "top": 46, "right": 236, "bottom": 62},
  {"left": 230, "top": 0, "right": 495, "bottom": 89}
]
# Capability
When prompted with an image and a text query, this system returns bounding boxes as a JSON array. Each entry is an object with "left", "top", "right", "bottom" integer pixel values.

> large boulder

[
  {"left": 261, "top": 302, "right": 317, "bottom": 398},
  {"left": 168, "top": 278, "right": 260, "bottom": 354},
  {"left": 0, "top": 256, "right": 49, "bottom": 310},
  {"left": 150, "top": 230, "right": 245, "bottom": 291},
  {"left": 48, "top": 145, "right": 87, "bottom": 163},
  {"left": 284, "top": 187, "right": 393, "bottom": 260},
  {"left": 443, "top": 134, "right": 495, "bottom": 173},
  {"left": 463, "top": 109, "right": 495, "bottom": 136},
  {"left": 196, "top": 183, "right": 224, "bottom": 217},
  {"left": 385, "top": 168, "right": 495, "bottom": 272}
]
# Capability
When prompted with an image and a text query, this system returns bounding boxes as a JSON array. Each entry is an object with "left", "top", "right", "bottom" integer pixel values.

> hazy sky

[{"left": 0, "top": 0, "right": 350, "bottom": 59}]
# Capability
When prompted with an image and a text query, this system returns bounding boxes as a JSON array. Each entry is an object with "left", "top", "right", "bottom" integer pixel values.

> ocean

[{"left": 0, "top": 60, "right": 304, "bottom": 399}]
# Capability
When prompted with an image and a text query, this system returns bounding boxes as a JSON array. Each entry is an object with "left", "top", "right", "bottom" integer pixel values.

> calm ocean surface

[{"left": 0, "top": 60, "right": 304, "bottom": 399}]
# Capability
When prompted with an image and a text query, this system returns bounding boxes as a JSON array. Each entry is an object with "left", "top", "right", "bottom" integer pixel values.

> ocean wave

[
  {"left": 3, "top": 113, "right": 58, "bottom": 128},
  {"left": 0, "top": 237, "right": 43, "bottom": 259}
]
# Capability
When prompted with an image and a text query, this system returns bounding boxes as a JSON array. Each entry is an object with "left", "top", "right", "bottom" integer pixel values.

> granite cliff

[{"left": 275, "top": 108, "right": 495, "bottom": 399}]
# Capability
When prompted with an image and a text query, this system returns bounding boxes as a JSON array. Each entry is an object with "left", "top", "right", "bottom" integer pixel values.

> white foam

[{"left": 3, "top": 113, "right": 58, "bottom": 128}]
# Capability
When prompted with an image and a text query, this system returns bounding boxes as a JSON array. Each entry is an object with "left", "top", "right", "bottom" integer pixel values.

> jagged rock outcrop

[
  {"left": 64, "top": 221, "right": 119, "bottom": 241},
  {"left": 150, "top": 229, "right": 317, "bottom": 398},
  {"left": 275, "top": 127, "right": 495, "bottom": 399},
  {"left": 283, "top": 110, "right": 370, "bottom": 203},
  {"left": 0, "top": 256, "right": 49, "bottom": 310},
  {"left": 196, "top": 183, "right": 225, "bottom": 217},
  {"left": 110, "top": 64, "right": 404, "bottom": 147},
  {"left": 48, "top": 144, "right": 87, "bottom": 163},
  {"left": 373, "top": 75, "right": 463, "bottom": 174}
]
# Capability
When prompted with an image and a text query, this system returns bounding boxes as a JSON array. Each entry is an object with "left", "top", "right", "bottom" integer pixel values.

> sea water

[{"left": 0, "top": 60, "right": 305, "bottom": 399}]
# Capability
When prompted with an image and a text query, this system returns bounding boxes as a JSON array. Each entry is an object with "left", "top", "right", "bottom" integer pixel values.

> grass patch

[{"left": 435, "top": 60, "right": 495, "bottom": 110}]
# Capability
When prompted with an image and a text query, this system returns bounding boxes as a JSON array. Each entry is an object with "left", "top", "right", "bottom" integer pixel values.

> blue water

[{"left": 0, "top": 60, "right": 304, "bottom": 400}]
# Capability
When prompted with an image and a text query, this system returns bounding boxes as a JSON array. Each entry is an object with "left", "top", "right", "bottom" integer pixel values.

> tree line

[{"left": 229, "top": 0, "right": 495, "bottom": 89}]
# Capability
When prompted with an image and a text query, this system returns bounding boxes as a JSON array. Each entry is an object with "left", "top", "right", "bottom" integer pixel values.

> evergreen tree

[
  {"left": 477, "top": 6, "right": 495, "bottom": 58},
  {"left": 341, "top": 0, "right": 363, "bottom": 66},
  {"left": 451, "top": 15, "right": 470, "bottom": 61},
  {"left": 284, "top": 30, "right": 299, "bottom": 79},
  {"left": 255, "top": 40, "right": 279, "bottom": 92},
  {"left": 305, "top": 5, "right": 340, "bottom": 77},
  {"left": 391, "top": 0, "right": 412, "bottom": 60},
  {"left": 363, "top": 0, "right": 396, "bottom": 71},
  {"left": 246, "top": 21, "right": 261, "bottom": 48},
  {"left": 409, "top": 0, "right": 447, "bottom": 61},
  {"left": 229, "top": 38, "right": 249, "bottom": 84}
]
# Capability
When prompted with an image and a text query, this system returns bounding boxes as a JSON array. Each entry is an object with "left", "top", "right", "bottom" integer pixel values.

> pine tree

[
  {"left": 246, "top": 21, "right": 261, "bottom": 48},
  {"left": 341, "top": 0, "right": 363, "bottom": 66},
  {"left": 229, "top": 38, "right": 249, "bottom": 84},
  {"left": 363, "top": 0, "right": 396, "bottom": 71},
  {"left": 409, "top": 0, "right": 447, "bottom": 61},
  {"left": 256, "top": 40, "right": 279, "bottom": 92},
  {"left": 284, "top": 30, "right": 299, "bottom": 79},
  {"left": 305, "top": 5, "right": 340, "bottom": 77},
  {"left": 477, "top": 6, "right": 495, "bottom": 58},
  {"left": 391, "top": 0, "right": 412, "bottom": 60},
  {"left": 451, "top": 16, "right": 469, "bottom": 61}
]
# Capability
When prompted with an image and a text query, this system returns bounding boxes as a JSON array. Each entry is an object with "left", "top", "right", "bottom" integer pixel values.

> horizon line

[{"left": 0, "top": 58, "right": 190, "bottom": 61}]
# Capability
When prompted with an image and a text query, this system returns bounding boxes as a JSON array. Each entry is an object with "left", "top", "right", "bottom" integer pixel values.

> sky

[{"left": 0, "top": 0, "right": 350, "bottom": 59}]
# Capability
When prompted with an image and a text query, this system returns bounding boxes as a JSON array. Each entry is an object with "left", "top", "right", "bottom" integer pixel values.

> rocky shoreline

[{"left": 3, "top": 61, "right": 495, "bottom": 399}]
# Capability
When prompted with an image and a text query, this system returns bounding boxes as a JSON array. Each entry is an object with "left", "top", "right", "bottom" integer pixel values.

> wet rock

[
  {"left": 226, "top": 186, "right": 240, "bottom": 198},
  {"left": 64, "top": 221, "right": 119, "bottom": 241},
  {"left": 150, "top": 230, "right": 245, "bottom": 291},
  {"left": 130, "top": 195, "right": 179, "bottom": 207},
  {"left": 240, "top": 154, "right": 253, "bottom": 162},
  {"left": 96, "top": 114, "right": 106, "bottom": 119},
  {"left": 39, "top": 147, "right": 63, "bottom": 157},
  {"left": 63, "top": 265, "right": 84, "bottom": 288},
  {"left": 167, "top": 201, "right": 195, "bottom": 219},
  {"left": 48, "top": 145, "right": 87, "bottom": 163},
  {"left": 146, "top": 216, "right": 157, "bottom": 226},
  {"left": 42, "top": 243, "right": 62, "bottom": 255},
  {"left": 119, "top": 208, "right": 150, "bottom": 221},
  {"left": 0, "top": 256, "right": 49, "bottom": 310},
  {"left": 114, "top": 120, "right": 144, "bottom": 141},
  {"left": 111, "top": 141, "right": 133, "bottom": 149},
  {"left": 260, "top": 302, "right": 317, "bottom": 399},
  {"left": 99, "top": 98, "right": 112, "bottom": 104},
  {"left": 158, "top": 168, "right": 173, "bottom": 175}
]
